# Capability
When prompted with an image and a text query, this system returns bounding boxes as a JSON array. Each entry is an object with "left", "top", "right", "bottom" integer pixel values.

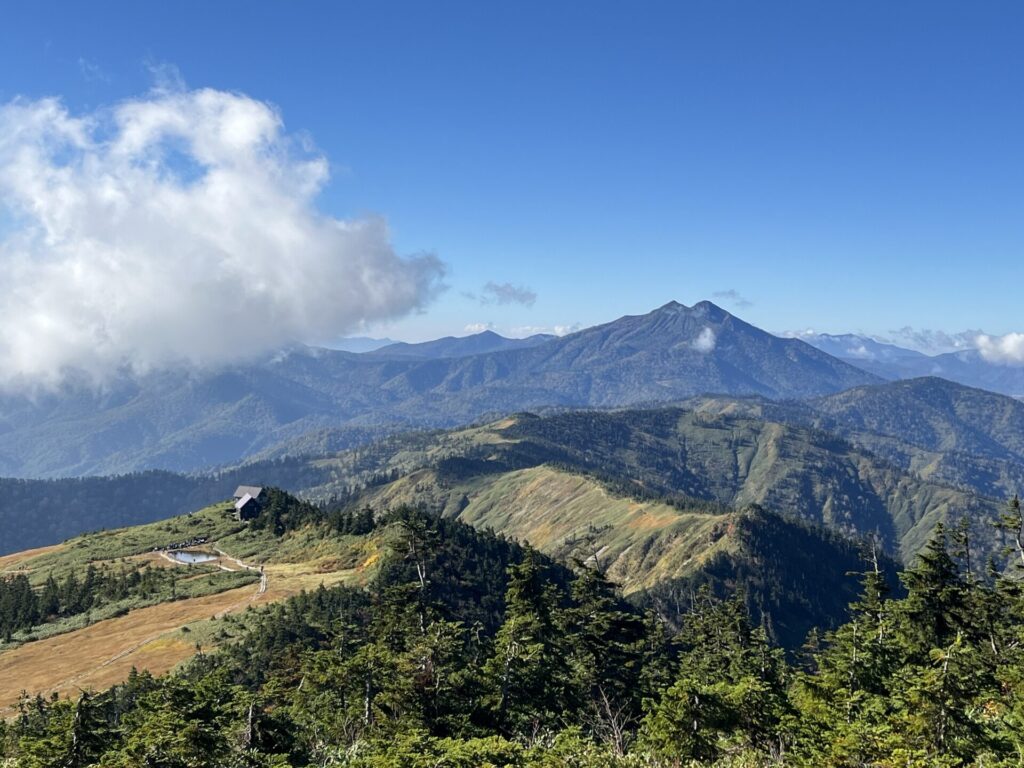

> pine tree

[
  {"left": 996, "top": 494, "right": 1024, "bottom": 570},
  {"left": 899, "top": 523, "right": 964, "bottom": 657},
  {"left": 640, "top": 588, "right": 789, "bottom": 762},
  {"left": 484, "top": 548, "right": 570, "bottom": 736}
]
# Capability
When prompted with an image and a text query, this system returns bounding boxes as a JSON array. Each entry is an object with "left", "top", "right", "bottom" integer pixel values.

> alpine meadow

[{"left": 2, "top": 3, "right": 1024, "bottom": 767}]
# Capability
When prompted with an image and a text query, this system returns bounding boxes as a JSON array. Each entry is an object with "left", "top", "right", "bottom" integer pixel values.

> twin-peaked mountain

[{"left": 0, "top": 301, "right": 879, "bottom": 477}]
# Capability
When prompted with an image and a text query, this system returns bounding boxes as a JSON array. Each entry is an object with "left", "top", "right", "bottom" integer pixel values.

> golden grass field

[
  {"left": 0, "top": 544, "right": 65, "bottom": 572},
  {"left": 0, "top": 584, "right": 255, "bottom": 714},
  {"left": 0, "top": 557, "right": 361, "bottom": 716}
]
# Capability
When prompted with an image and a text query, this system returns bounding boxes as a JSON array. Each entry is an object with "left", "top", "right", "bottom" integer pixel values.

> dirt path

[
  {"left": 214, "top": 548, "right": 267, "bottom": 595},
  {"left": 0, "top": 548, "right": 355, "bottom": 717}
]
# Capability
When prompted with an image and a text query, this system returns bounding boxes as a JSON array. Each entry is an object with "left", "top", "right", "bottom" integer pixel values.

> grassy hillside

[
  {"left": 361, "top": 464, "right": 730, "bottom": 593},
  {"left": 3, "top": 493, "right": 1019, "bottom": 766},
  {"left": 0, "top": 459, "right": 337, "bottom": 556},
  {"left": 312, "top": 408, "right": 1001, "bottom": 564},
  {"left": 353, "top": 461, "right": 901, "bottom": 648},
  {"left": 5, "top": 387, "right": 1013, "bottom": 574},
  {"left": 0, "top": 498, "right": 383, "bottom": 712}
]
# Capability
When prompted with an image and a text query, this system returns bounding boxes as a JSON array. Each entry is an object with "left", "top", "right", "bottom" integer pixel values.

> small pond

[{"left": 168, "top": 550, "right": 219, "bottom": 564}]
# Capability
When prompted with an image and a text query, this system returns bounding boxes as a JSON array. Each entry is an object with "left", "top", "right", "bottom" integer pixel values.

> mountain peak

[
  {"left": 691, "top": 300, "right": 730, "bottom": 319},
  {"left": 650, "top": 299, "right": 731, "bottom": 323},
  {"left": 652, "top": 299, "right": 729, "bottom": 318}
]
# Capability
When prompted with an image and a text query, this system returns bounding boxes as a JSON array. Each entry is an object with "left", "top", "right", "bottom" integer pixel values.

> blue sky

[{"left": 1, "top": 1, "right": 1022, "bottom": 346}]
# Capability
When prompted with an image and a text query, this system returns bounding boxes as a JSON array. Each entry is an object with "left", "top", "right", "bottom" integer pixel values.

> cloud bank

[
  {"left": 976, "top": 333, "right": 1024, "bottom": 365},
  {"left": 880, "top": 327, "right": 981, "bottom": 356},
  {"left": 0, "top": 86, "right": 445, "bottom": 387},
  {"left": 510, "top": 324, "right": 580, "bottom": 338}
]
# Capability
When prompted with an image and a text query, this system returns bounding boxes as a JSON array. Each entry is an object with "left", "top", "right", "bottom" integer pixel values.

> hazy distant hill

[
  {"left": 864, "top": 349, "right": 1024, "bottom": 398},
  {"left": 324, "top": 336, "right": 397, "bottom": 353},
  {"left": 367, "top": 330, "right": 556, "bottom": 359},
  {"left": 798, "top": 332, "right": 1024, "bottom": 398},
  {"left": 0, "top": 301, "right": 879, "bottom": 477}
]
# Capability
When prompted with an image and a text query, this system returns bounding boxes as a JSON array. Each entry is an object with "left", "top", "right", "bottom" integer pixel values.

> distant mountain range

[
  {"left": 797, "top": 332, "right": 1024, "bottom": 397},
  {"left": 793, "top": 333, "right": 930, "bottom": 364},
  {"left": 0, "top": 300, "right": 1021, "bottom": 482},
  {"left": 366, "top": 329, "right": 556, "bottom": 359},
  {"left": 325, "top": 336, "right": 397, "bottom": 353},
  {"left": 0, "top": 301, "right": 879, "bottom": 477}
]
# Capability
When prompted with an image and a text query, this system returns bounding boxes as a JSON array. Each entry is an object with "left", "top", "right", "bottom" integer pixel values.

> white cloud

[
  {"left": 692, "top": 327, "right": 716, "bottom": 352},
  {"left": 844, "top": 344, "right": 874, "bottom": 359},
  {"left": 976, "top": 333, "right": 1024, "bottom": 365},
  {"left": 464, "top": 322, "right": 496, "bottom": 334},
  {"left": 779, "top": 326, "right": 985, "bottom": 357},
  {"left": 478, "top": 281, "right": 537, "bottom": 306},
  {"left": 509, "top": 324, "right": 580, "bottom": 338},
  {"left": 779, "top": 328, "right": 818, "bottom": 340},
  {"left": 711, "top": 289, "right": 752, "bottom": 309},
  {"left": 0, "top": 85, "right": 445, "bottom": 388}
]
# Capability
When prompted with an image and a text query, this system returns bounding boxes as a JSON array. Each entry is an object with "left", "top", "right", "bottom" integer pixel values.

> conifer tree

[{"left": 484, "top": 548, "right": 570, "bottom": 736}]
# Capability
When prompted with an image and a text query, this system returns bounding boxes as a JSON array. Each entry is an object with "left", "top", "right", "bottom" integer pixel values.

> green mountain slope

[
  {"left": 403, "top": 408, "right": 1000, "bottom": 562},
  {"left": 0, "top": 459, "right": 334, "bottom": 556},
  {"left": 4, "top": 490, "right": 1021, "bottom": 766},
  {"left": 680, "top": 377, "right": 1024, "bottom": 500},
  {"left": 354, "top": 462, "right": 901, "bottom": 649},
  {"left": 810, "top": 377, "right": 1024, "bottom": 462},
  {"left": 4, "top": 394, "right": 1007, "bottom": 569}
]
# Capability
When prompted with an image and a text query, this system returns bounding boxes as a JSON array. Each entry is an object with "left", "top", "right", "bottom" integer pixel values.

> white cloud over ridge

[
  {"left": 879, "top": 327, "right": 981, "bottom": 356},
  {"left": 510, "top": 324, "right": 580, "bottom": 338},
  {"left": 0, "top": 86, "right": 445, "bottom": 387},
  {"left": 711, "top": 289, "right": 752, "bottom": 309},
  {"left": 977, "top": 333, "right": 1024, "bottom": 365}
]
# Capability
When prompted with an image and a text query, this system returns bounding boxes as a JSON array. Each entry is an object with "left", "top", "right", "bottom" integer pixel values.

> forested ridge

[{"left": 3, "top": 497, "right": 1024, "bottom": 767}]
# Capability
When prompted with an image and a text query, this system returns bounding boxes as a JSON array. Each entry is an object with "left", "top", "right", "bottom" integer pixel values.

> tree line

[{"left": 1, "top": 564, "right": 181, "bottom": 642}]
